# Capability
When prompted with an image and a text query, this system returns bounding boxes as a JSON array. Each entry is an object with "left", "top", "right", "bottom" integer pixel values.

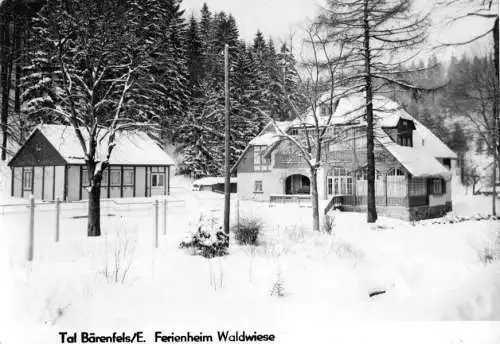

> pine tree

[{"left": 186, "top": 15, "right": 204, "bottom": 89}]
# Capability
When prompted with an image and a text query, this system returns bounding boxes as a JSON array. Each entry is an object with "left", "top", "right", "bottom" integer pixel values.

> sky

[
  {"left": 181, "top": 0, "right": 324, "bottom": 45},
  {"left": 181, "top": 0, "right": 498, "bottom": 62}
]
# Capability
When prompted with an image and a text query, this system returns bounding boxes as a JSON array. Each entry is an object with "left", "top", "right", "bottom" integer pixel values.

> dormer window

[
  {"left": 289, "top": 128, "right": 298, "bottom": 136},
  {"left": 320, "top": 102, "right": 332, "bottom": 117},
  {"left": 395, "top": 119, "right": 415, "bottom": 147},
  {"left": 397, "top": 135, "right": 412, "bottom": 147}
]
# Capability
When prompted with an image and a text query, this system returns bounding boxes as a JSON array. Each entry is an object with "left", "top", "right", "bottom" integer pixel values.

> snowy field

[{"left": 0, "top": 176, "right": 499, "bottom": 344}]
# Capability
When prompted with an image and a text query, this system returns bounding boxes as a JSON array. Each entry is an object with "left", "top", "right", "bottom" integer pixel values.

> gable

[
  {"left": 8, "top": 130, "right": 67, "bottom": 167},
  {"left": 236, "top": 146, "right": 255, "bottom": 173}
]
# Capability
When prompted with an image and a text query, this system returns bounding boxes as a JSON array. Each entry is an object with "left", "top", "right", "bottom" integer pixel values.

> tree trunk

[
  {"left": 492, "top": 17, "right": 499, "bottom": 216},
  {"left": 87, "top": 164, "right": 103, "bottom": 237},
  {"left": 363, "top": 0, "right": 377, "bottom": 223},
  {"left": 310, "top": 167, "right": 320, "bottom": 231},
  {"left": 14, "top": 17, "right": 22, "bottom": 143},
  {"left": 1, "top": 11, "right": 11, "bottom": 161}
]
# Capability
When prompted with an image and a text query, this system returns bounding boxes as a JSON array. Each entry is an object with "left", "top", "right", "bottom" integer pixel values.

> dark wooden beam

[
  {"left": 63, "top": 165, "right": 67, "bottom": 201},
  {"left": 41, "top": 165, "right": 45, "bottom": 200},
  {"left": 78, "top": 165, "right": 82, "bottom": 200},
  {"left": 120, "top": 165, "right": 124, "bottom": 198},
  {"left": 133, "top": 166, "right": 136, "bottom": 197},
  {"left": 10, "top": 166, "right": 14, "bottom": 197},
  {"left": 52, "top": 165, "right": 55, "bottom": 200}
]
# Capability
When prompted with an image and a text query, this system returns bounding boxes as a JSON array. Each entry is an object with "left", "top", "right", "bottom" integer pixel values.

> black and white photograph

[{"left": 0, "top": 0, "right": 499, "bottom": 343}]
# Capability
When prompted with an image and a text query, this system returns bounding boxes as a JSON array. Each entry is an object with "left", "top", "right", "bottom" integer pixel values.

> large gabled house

[
  {"left": 8, "top": 124, "right": 175, "bottom": 201},
  {"left": 232, "top": 93, "right": 457, "bottom": 221}
]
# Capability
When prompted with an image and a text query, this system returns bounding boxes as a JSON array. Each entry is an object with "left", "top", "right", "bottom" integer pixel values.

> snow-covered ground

[{"left": 1, "top": 173, "right": 499, "bottom": 344}]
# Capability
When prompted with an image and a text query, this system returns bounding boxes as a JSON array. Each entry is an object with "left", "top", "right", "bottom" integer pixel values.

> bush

[
  {"left": 270, "top": 269, "right": 285, "bottom": 297},
  {"left": 232, "top": 217, "right": 262, "bottom": 245},
  {"left": 180, "top": 215, "right": 229, "bottom": 258}
]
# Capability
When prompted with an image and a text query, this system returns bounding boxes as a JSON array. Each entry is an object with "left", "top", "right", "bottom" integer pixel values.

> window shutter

[{"left": 442, "top": 179, "right": 446, "bottom": 194}]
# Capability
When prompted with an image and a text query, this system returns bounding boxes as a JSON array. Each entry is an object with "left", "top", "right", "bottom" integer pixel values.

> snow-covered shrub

[
  {"left": 270, "top": 269, "right": 285, "bottom": 297},
  {"left": 232, "top": 217, "right": 262, "bottom": 245},
  {"left": 477, "top": 246, "right": 497, "bottom": 266},
  {"left": 101, "top": 224, "right": 137, "bottom": 284},
  {"left": 180, "top": 214, "right": 229, "bottom": 258}
]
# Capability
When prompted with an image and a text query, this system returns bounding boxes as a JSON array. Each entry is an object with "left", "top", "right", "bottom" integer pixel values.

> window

[
  {"left": 327, "top": 167, "right": 352, "bottom": 195},
  {"left": 254, "top": 180, "right": 263, "bottom": 193},
  {"left": 354, "top": 134, "right": 367, "bottom": 150},
  {"left": 289, "top": 128, "right": 298, "bottom": 136},
  {"left": 387, "top": 167, "right": 406, "bottom": 197},
  {"left": 123, "top": 168, "right": 134, "bottom": 187},
  {"left": 23, "top": 168, "right": 33, "bottom": 191},
  {"left": 100, "top": 169, "right": 109, "bottom": 186},
  {"left": 431, "top": 179, "right": 445, "bottom": 195},
  {"left": 355, "top": 169, "right": 383, "bottom": 196},
  {"left": 82, "top": 167, "right": 90, "bottom": 187},
  {"left": 397, "top": 134, "right": 412, "bottom": 147},
  {"left": 110, "top": 168, "right": 121, "bottom": 186},
  {"left": 409, "top": 177, "right": 427, "bottom": 196},
  {"left": 320, "top": 102, "right": 332, "bottom": 117},
  {"left": 254, "top": 146, "right": 270, "bottom": 171},
  {"left": 152, "top": 173, "right": 164, "bottom": 187}
]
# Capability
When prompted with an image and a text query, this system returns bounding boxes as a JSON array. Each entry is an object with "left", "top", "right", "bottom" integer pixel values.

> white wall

[
  {"left": 54, "top": 166, "right": 65, "bottom": 200},
  {"left": 33, "top": 167, "right": 43, "bottom": 199},
  {"left": 43, "top": 166, "right": 54, "bottom": 200},
  {"left": 12, "top": 167, "right": 22, "bottom": 197},
  {"left": 67, "top": 166, "right": 80, "bottom": 201},
  {"left": 237, "top": 167, "right": 312, "bottom": 201},
  {"left": 429, "top": 180, "right": 452, "bottom": 207},
  {"left": 237, "top": 171, "right": 283, "bottom": 201}
]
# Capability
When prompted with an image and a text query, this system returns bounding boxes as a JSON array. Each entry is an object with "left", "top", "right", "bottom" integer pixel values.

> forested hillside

[
  {"left": 390, "top": 53, "right": 497, "bottom": 182},
  {"left": 0, "top": 0, "right": 302, "bottom": 177}
]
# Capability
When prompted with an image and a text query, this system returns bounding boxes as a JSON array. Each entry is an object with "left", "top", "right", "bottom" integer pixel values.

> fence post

[
  {"left": 154, "top": 199, "right": 159, "bottom": 248},
  {"left": 27, "top": 196, "right": 35, "bottom": 261},
  {"left": 55, "top": 197, "right": 60, "bottom": 242},
  {"left": 163, "top": 198, "right": 167, "bottom": 235}
]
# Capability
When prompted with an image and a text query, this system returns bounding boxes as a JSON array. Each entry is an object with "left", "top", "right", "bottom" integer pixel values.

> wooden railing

[{"left": 270, "top": 194, "right": 311, "bottom": 205}]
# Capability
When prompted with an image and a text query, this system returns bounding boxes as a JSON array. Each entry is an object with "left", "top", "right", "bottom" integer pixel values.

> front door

[{"left": 151, "top": 172, "right": 165, "bottom": 196}]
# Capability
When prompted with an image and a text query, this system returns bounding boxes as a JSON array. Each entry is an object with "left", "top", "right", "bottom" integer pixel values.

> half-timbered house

[{"left": 8, "top": 124, "right": 175, "bottom": 201}]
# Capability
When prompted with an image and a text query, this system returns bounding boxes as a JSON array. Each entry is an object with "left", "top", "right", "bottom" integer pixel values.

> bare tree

[
  {"left": 463, "top": 158, "right": 482, "bottom": 194},
  {"left": 437, "top": 0, "right": 499, "bottom": 214},
  {"left": 316, "top": 0, "right": 432, "bottom": 223},
  {"left": 257, "top": 24, "right": 355, "bottom": 232}
]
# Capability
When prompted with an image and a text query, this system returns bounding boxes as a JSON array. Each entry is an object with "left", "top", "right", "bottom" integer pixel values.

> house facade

[
  {"left": 233, "top": 94, "right": 457, "bottom": 221},
  {"left": 8, "top": 124, "right": 175, "bottom": 201}
]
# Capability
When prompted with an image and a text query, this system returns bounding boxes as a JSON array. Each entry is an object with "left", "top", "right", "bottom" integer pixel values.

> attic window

[
  {"left": 320, "top": 103, "right": 332, "bottom": 117},
  {"left": 254, "top": 146, "right": 270, "bottom": 171},
  {"left": 289, "top": 128, "right": 298, "bottom": 136}
]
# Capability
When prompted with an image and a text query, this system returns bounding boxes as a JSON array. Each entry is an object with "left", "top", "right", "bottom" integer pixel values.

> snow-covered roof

[
  {"left": 30, "top": 124, "right": 174, "bottom": 165},
  {"left": 192, "top": 177, "right": 237, "bottom": 186},
  {"left": 248, "top": 132, "right": 282, "bottom": 146},
  {"left": 380, "top": 140, "right": 451, "bottom": 179},
  {"left": 272, "top": 93, "right": 457, "bottom": 160},
  {"left": 412, "top": 118, "right": 457, "bottom": 159}
]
